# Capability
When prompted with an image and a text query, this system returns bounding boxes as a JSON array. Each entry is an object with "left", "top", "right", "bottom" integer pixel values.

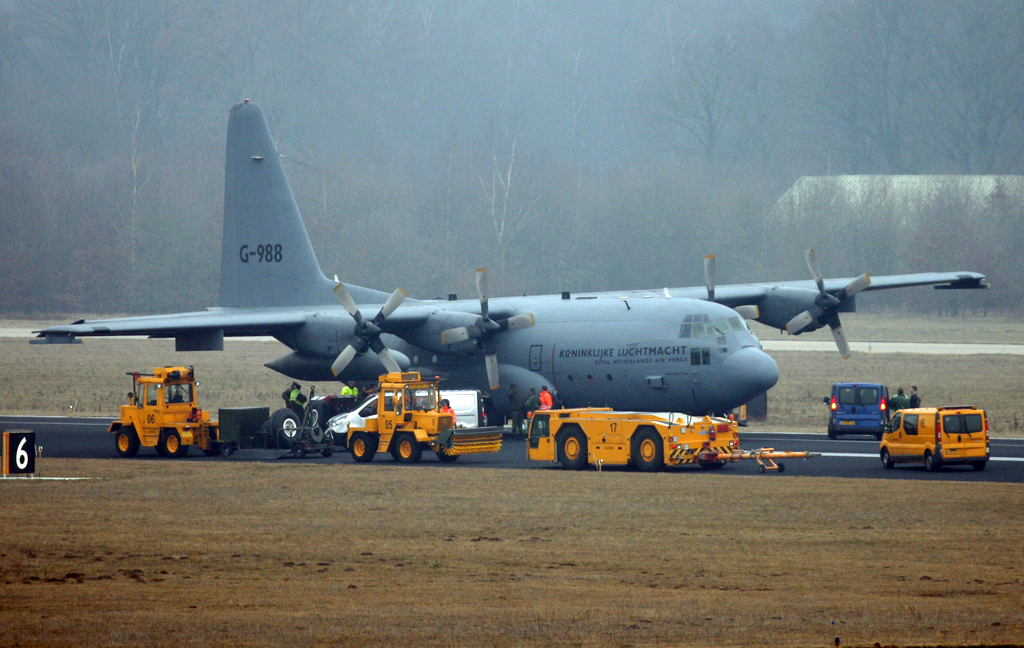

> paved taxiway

[{"left": 3, "top": 415, "right": 1023, "bottom": 483}]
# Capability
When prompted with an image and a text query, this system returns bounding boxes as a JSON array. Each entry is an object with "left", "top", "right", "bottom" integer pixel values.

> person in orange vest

[
  {"left": 538, "top": 386, "right": 553, "bottom": 411},
  {"left": 441, "top": 398, "right": 458, "bottom": 427}
]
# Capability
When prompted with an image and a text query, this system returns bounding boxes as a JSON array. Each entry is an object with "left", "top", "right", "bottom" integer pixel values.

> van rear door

[
  {"left": 835, "top": 384, "right": 884, "bottom": 433},
  {"left": 940, "top": 411, "right": 987, "bottom": 461}
]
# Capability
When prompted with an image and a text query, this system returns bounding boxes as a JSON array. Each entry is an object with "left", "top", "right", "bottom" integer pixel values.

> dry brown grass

[{"left": 2, "top": 459, "right": 1022, "bottom": 647}]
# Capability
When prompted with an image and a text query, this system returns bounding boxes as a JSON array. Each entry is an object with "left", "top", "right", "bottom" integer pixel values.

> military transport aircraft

[{"left": 34, "top": 101, "right": 987, "bottom": 415}]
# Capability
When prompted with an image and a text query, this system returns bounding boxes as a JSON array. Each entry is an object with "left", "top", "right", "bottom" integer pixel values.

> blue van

[{"left": 824, "top": 383, "right": 890, "bottom": 439}]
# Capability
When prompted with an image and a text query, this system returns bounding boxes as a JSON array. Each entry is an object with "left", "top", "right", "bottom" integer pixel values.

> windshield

[
  {"left": 403, "top": 386, "right": 436, "bottom": 411},
  {"left": 680, "top": 316, "right": 748, "bottom": 339}
]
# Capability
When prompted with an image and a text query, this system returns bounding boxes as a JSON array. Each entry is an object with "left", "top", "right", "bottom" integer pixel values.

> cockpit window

[{"left": 681, "top": 316, "right": 748, "bottom": 338}]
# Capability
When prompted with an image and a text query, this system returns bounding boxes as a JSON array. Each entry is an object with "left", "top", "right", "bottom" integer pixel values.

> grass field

[
  {"left": 2, "top": 460, "right": 1023, "bottom": 648},
  {"left": 3, "top": 313, "right": 1023, "bottom": 435}
]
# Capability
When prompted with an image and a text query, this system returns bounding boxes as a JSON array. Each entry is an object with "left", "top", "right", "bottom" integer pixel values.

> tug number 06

[{"left": 239, "top": 244, "right": 283, "bottom": 263}]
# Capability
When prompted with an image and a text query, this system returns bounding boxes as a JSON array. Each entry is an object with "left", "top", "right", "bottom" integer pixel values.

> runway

[{"left": 4, "top": 415, "right": 1023, "bottom": 483}]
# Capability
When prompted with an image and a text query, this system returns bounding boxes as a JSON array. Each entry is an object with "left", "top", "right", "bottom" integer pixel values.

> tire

[
  {"left": 306, "top": 400, "right": 333, "bottom": 433},
  {"left": 777, "top": 462, "right": 786, "bottom": 473},
  {"left": 880, "top": 448, "right": 894, "bottom": 469},
  {"left": 632, "top": 427, "right": 664, "bottom": 473},
  {"left": 436, "top": 450, "right": 460, "bottom": 463},
  {"left": 971, "top": 460, "right": 987, "bottom": 471},
  {"left": 391, "top": 432, "right": 422, "bottom": 464},
  {"left": 558, "top": 426, "right": 588, "bottom": 470},
  {"left": 292, "top": 443, "right": 306, "bottom": 459},
  {"left": 114, "top": 426, "right": 140, "bottom": 458},
  {"left": 321, "top": 447, "right": 334, "bottom": 458},
  {"left": 221, "top": 443, "right": 235, "bottom": 458},
  {"left": 270, "top": 408, "right": 301, "bottom": 447},
  {"left": 924, "top": 450, "right": 939, "bottom": 472},
  {"left": 349, "top": 432, "right": 377, "bottom": 463},
  {"left": 161, "top": 429, "right": 189, "bottom": 458},
  {"left": 827, "top": 422, "right": 837, "bottom": 440}
]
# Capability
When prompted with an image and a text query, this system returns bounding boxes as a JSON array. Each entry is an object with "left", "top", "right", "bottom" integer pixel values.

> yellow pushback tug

[
  {"left": 527, "top": 408, "right": 818, "bottom": 472},
  {"left": 347, "top": 372, "right": 503, "bottom": 463}
]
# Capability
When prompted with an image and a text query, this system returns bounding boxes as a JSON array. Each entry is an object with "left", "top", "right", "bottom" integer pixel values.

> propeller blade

[
  {"left": 376, "top": 346, "right": 402, "bottom": 374},
  {"left": 505, "top": 313, "right": 535, "bottom": 330},
  {"left": 804, "top": 248, "right": 826, "bottom": 297},
  {"left": 785, "top": 310, "right": 816, "bottom": 335},
  {"left": 377, "top": 287, "right": 408, "bottom": 321},
  {"left": 333, "top": 283, "right": 360, "bottom": 318},
  {"left": 735, "top": 305, "right": 759, "bottom": 320},
  {"left": 475, "top": 268, "right": 490, "bottom": 320},
  {"left": 840, "top": 273, "right": 872, "bottom": 299},
  {"left": 704, "top": 254, "right": 716, "bottom": 301},
  {"left": 330, "top": 345, "right": 359, "bottom": 376},
  {"left": 830, "top": 322, "right": 852, "bottom": 359},
  {"left": 440, "top": 326, "right": 472, "bottom": 345},
  {"left": 484, "top": 353, "right": 500, "bottom": 390}
]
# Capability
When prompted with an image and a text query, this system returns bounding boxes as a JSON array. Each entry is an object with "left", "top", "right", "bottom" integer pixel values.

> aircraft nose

[{"left": 723, "top": 346, "right": 779, "bottom": 402}]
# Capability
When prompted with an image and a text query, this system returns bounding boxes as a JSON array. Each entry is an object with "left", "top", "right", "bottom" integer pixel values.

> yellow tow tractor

[
  {"left": 527, "top": 408, "right": 819, "bottom": 472},
  {"left": 110, "top": 366, "right": 223, "bottom": 458},
  {"left": 347, "top": 372, "right": 503, "bottom": 463}
]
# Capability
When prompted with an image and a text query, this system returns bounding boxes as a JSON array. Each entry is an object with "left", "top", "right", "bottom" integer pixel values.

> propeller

[
  {"left": 440, "top": 268, "right": 535, "bottom": 389},
  {"left": 330, "top": 283, "right": 408, "bottom": 376},
  {"left": 704, "top": 254, "right": 716, "bottom": 301},
  {"left": 784, "top": 248, "right": 871, "bottom": 359}
]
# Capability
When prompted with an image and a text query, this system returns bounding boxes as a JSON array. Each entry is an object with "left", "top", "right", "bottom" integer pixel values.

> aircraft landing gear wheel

[
  {"left": 558, "top": 427, "right": 588, "bottom": 470},
  {"left": 632, "top": 427, "right": 664, "bottom": 473},
  {"left": 880, "top": 448, "right": 894, "bottom": 469},
  {"left": 391, "top": 432, "right": 422, "bottom": 464},
  {"left": 270, "top": 408, "right": 301, "bottom": 448},
  {"left": 115, "top": 427, "right": 140, "bottom": 458},
  {"left": 349, "top": 432, "right": 377, "bottom": 463}
]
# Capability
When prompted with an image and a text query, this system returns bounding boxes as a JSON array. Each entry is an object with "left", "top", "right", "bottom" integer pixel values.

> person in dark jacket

[
  {"left": 507, "top": 383, "right": 525, "bottom": 435},
  {"left": 909, "top": 385, "right": 921, "bottom": 408}
]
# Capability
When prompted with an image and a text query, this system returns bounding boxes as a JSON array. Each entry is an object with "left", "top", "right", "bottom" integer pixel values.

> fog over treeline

[{"left": 1, "top": 0, "right": 1022, "bottom": 317}]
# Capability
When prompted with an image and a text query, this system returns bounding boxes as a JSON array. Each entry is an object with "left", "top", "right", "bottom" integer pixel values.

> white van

[{"left": 327, "top": 389, "right": 490, "bottom": 445}]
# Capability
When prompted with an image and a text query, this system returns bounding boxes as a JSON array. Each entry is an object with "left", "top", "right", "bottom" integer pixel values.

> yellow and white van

[{"left": 880, "top": 406, "right": 989, "bottom": 471}]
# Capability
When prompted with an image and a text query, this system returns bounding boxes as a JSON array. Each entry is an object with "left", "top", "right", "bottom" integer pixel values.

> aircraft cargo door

[{"left": 529, "top": 345, "right": 543, "bottom": 372}]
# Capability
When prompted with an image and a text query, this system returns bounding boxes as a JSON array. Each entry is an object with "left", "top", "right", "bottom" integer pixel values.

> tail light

[
  {"left": 880, "top": 395, "right": 886, "bottom": 412},
  {"left": 935, "top": 416, "right": 942, "bottom": 443},
  {"left": 985, "top": 417, "right": 990, "bottom": 443},
  {"left": 830, "top": 395, "right": 837, "bottom": 411}
]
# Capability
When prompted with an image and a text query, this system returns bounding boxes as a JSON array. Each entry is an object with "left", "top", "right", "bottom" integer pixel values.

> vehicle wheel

[
  {"left": 292, "top": 443, "right": 307, "bottom": 459},
  {"left": 436, "top": 450, "right": 460, "bottom": 463},
  {"left": 321, "top": 447, "right": 334, "bottom": 458},
  {"left": 270, "top": 408, "right": 301, "bottom": 447},
  {"left": 777, "top": 462, "right": 786, "bottom": 473},
  {"left": 880, "top": 448, "right": 894, "bottom": 469},
  {"left": 632, "top": 427, "right": 664, "bottom": 473},
  {"left": 391, "top": 432, "right": 422, "bottom": 464},
  {"left": 699, "top": 461, "right": 726, "bottom": 470},
  {"left": 827, "top": 422, "right": 837, "bottom": 440},
  {"left": 161, "top": 429, "right": 188, "bottom": 458},
  {"left": 875, "top": 431, "right": 884, "bottom": 441},
  {"left": 558, "top": 426, "right": 588, "bottom": 470},
  {"left": 349, "top": 432, "right": 377, "bottom": 463},
  {"left": 221, "top": 443, "right": 235, "bottom": 458},
  {"left": 758, "top": 464, "right": 766, "bottom": 473},
  {"left": 924, "top": 451, "right": 939, "bottom": 472},
  {"left": 971, "top": 460, "right": 987, "bottom": 471},
  {"left": 115, "top": 426, "right": 140, "bottom": 458}
]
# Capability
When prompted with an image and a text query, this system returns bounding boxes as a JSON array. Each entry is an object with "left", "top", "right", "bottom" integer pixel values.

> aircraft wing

[
  {"left": 33, "top": 309, "right": 312, "bottom": 348},
  {"left": 699, "top": 270, "right": 987, "bottom": 345}
]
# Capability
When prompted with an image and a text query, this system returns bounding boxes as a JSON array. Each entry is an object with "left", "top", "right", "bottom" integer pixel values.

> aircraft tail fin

[{"left": 219, "top": 101, "right": 337, "bottom": 308}]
